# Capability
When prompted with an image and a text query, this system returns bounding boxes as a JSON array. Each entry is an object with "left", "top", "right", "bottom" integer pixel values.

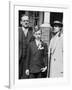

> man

[
  {"left": 25, "top": 27, "right": 48, "bottom": 78},
  {"left": 19, "top": 15, "right": 34, "bottom": 79},
  {"left": 48, "top": 20, "right": 63, "bottom": 78}
]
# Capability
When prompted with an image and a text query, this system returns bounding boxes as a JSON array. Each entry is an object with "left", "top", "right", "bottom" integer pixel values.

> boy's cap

[{"left": 34, "top": 26, "right": 41, "bottom": 32}]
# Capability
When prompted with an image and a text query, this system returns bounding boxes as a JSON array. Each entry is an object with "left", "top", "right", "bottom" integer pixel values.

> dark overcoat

[{"left": 19, "top": 27, "right": 34, "bottom": 79}]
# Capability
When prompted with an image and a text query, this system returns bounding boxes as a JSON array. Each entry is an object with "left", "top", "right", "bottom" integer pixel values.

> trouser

[
  {"left": 29, "top": 72, "right": 42, "bottom": 78},
  {"left": 19, "top": 57, "right": 29, "bottom": 79},
  {"left": 41, "top": 70, "right": 47, "bottom": 78},
  {"left": 29, "top": 70, "right": 47, "bottom": 79}
]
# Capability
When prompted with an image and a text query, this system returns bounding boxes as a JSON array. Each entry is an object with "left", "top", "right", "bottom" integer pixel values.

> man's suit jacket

[
  {"left": 19, "top": 27, "right": 34, "bottom": 61},
  {"left": 19, "top": 27, "right": 34, "bottom": 78},
  {"left": 26, "top": 40, "right": 48, "bottom": 73}
]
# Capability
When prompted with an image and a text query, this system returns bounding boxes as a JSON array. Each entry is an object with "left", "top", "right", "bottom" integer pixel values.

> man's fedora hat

[{"left": 51, "top": 20, "right": 63, "bottom": 27}]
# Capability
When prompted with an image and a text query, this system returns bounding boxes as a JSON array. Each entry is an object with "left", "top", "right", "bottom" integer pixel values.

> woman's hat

[{"left": 51, "top": 20, "right": 63, "bottom": 27}]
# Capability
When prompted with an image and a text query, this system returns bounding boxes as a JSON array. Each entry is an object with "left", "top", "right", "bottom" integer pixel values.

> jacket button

[
  {"left": 54, "top": 58, "right": 56, "bottom": 61},
  {"left": 61, "top": 72, "right": 63, "bottom": 74}
]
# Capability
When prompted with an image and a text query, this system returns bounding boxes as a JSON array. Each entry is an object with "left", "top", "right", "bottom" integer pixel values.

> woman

[{"left": 48, "top": 21, "right": 63, "bottom": 78}]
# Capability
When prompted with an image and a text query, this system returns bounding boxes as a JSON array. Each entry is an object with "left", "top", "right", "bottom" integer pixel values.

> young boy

[{"left": 25, "top": 26, "right": 48, "bottom": 78}]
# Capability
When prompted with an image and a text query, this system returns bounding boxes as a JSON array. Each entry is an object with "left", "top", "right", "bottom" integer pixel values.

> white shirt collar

[
  {"left": 35, "top": 39, "right": 41, "bottom": 46},
  {"left": 22, "top": 27, "right": 28, "bottom": 36}
]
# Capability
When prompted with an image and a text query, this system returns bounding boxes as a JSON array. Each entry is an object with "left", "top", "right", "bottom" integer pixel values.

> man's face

[
  {"left": 34, "top": 30, "right": 42, "bottom": 40},
  {"left": 21, "top": 16, "right": 29, "bottom": 28},
  {"left": 53, "top": 25, "right": 61, "bottom": 33}
]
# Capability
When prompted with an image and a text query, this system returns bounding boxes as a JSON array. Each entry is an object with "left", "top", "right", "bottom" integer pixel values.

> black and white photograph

[
  {"left": 9, "top": 1, "right": 71, "bottom": 88},
  {"left": 0, "top": 0, "right": 72, "bottom": 89},
  {"left": 18, "top": 10, "right": 63, "bottom": 79}
]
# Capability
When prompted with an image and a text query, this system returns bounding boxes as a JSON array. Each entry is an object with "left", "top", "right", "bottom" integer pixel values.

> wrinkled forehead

[{"left": 21, "top": 16, "right": 29, "bottom": 21}]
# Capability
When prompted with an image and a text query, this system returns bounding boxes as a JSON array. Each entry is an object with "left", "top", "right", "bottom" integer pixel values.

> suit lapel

[
  {"left": 27, "top": 30, "right": 32, "bottom": 42},
  {"left": 21, "top": 27, "right": 26, "bottom": 39},
  {"left": 21, "top": 27, "right": 32, "bottom": 43},
  {"left": 21, "top": 27, "right": 31, "bottom": 39},
  {"left": 27, "top": 31, "right": 31, "bottom": 41},
  {"left": 52, "top": 35, "right": 59, "bottom": 54}
]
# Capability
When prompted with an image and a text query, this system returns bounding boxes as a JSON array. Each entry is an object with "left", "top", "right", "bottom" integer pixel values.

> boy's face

[
  {"left": 34, "top": 30, "right": 42, "bottom": 40},
  {"left": 21, "top": 16, "right": 29, "bottom": 28}
]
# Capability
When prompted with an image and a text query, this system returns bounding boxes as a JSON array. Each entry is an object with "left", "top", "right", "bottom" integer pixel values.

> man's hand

[
  {"left": 25, "top": 69, "right": 29, "bottom": 76},
  {"left": 41, "top": 66, "right": 47, "bottom": 72}
]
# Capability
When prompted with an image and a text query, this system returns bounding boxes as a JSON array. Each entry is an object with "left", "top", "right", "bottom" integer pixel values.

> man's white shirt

[
  {"left": 35, "top": 39, "right": 41, "bottom": 47},
  {"left": 22, "top": 27, "right": 28, "bottom": 37}
]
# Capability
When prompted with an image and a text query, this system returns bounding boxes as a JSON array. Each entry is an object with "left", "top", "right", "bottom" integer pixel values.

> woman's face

[{"left": 53, "top": 25, "right": 61, "bottom": 33}]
